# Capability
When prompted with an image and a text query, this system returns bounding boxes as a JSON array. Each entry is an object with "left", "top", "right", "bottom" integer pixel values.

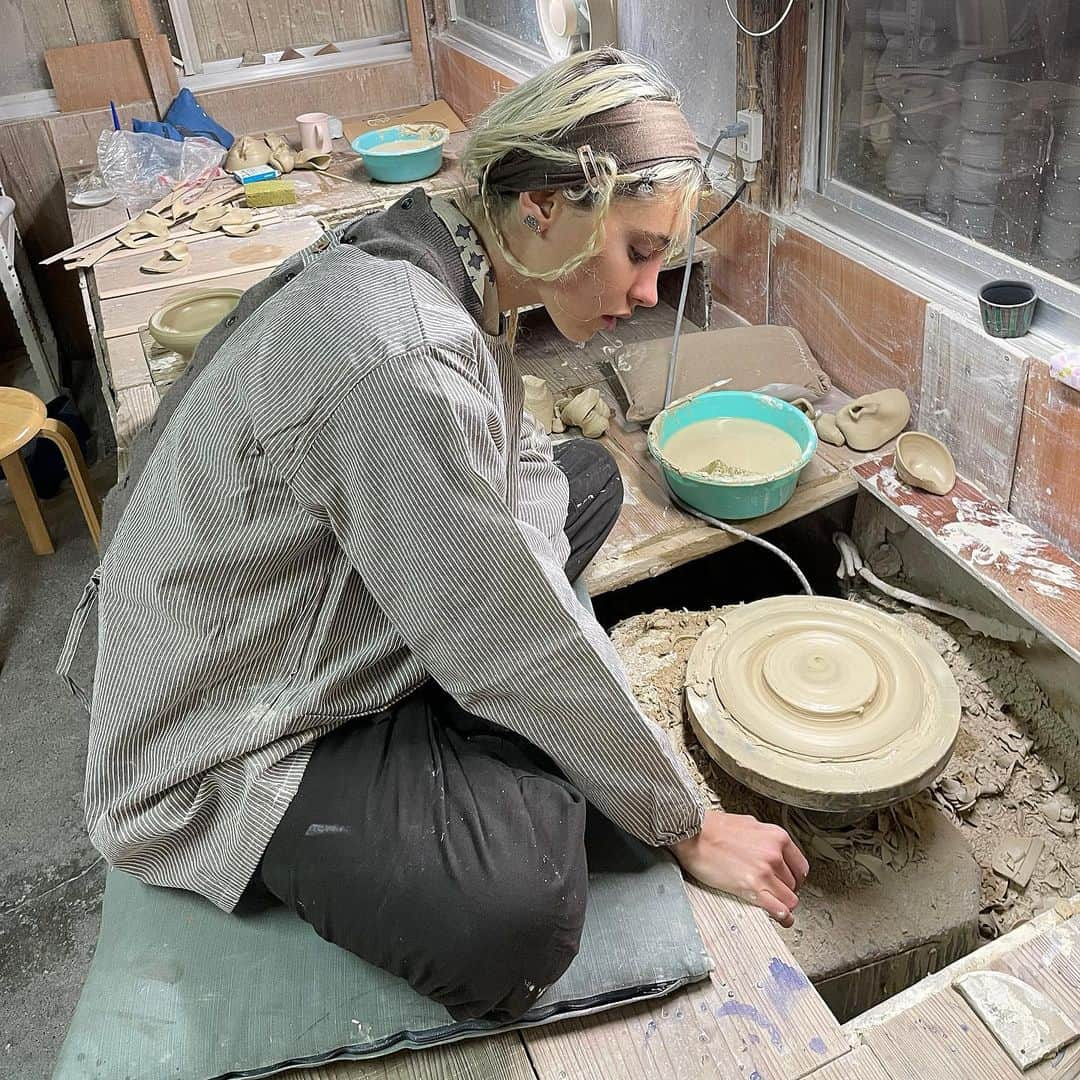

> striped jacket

[{"left": 60, "top": 190, "right": 705, "bottom": 910}]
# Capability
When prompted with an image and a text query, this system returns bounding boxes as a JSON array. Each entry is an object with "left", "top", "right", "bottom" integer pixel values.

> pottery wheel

[{"left": 685, "top": 596, "right": 960, "bottom": 812}]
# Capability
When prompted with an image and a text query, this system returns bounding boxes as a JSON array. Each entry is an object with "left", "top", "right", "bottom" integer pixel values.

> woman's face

[{"left": 521, "top": 188, "right": 690, "bottom": 343}]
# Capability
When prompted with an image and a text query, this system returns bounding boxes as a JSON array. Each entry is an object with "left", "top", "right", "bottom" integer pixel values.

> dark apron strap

[{"left": 56, "top": 566, "right": 101, "bottom": 713}]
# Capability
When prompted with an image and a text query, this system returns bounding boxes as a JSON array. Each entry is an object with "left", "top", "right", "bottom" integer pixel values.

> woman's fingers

[
  {"left": 784, "top": 838, "right": 811, "bottom": 887},
  {"left": 757, "top": 888, "right": 795, "bottom": 928},
  {"left": 774, "top": 857, "right": 797, "bottom": 893},
  {"left": 769, "top": 878, "right": 800, "bottom": 914}
]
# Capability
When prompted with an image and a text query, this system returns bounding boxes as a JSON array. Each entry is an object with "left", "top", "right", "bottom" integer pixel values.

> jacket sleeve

[
  {"left": 287, "top": 343, "right": 705, "bottom": 846},
  {"left": 516, "top": 406, "right": 572, "bottom": 567}
]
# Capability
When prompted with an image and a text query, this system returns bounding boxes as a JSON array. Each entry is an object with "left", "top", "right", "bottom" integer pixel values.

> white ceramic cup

[{"left": 296, "top": 112, "right": 332, "bottom": 154}]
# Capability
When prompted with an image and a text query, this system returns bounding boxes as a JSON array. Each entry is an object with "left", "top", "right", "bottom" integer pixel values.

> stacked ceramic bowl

[
  {"left": 1037, "top": 89, "right": 1080, "bottom": 274},
  {"left": 950, "top": 69, "right": 1024, "bottom": 241}
]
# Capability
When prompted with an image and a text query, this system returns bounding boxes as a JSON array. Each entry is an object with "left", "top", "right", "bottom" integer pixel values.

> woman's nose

[{"left": 629, "top": 267, "right": 660, "bottom": 309}]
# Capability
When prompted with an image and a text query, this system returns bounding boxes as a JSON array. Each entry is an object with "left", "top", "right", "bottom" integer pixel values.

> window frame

[
  {"left": 442, "top": 0, "right": 550, "bottom": 81},
  {"left": 0, "top": 0, "right": 413, "bottom": 120},
  {"left": 800, "top": 0, "right": 1080, "bottom": 340}
]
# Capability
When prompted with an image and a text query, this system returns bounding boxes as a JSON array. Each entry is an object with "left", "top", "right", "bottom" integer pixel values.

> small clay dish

[
  {"left": 148, "top": 287, "right": 244, "bottom": 359},
  {"left": 894, "top": 431, "right": 957, "bottom": 496}
]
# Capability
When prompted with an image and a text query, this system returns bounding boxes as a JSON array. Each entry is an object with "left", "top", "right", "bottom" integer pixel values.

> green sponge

[{"left": 244, "top": 179, "right": 297, "bottom": 207}]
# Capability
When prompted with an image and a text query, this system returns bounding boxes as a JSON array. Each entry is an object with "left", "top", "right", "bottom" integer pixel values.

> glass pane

[
  {"left": 832, "top": 1, "right": 1080, "bottom": 283},
  {"left": 456, "top": 0, "right": 544, "bottom": 49},
  {"left": 190, "top": 0, "right": 405, "bottom": 63}
]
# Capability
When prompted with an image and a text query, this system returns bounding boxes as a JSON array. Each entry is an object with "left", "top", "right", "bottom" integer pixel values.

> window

[
  {"left": 452, "top": 0, "right": 545, "bottom": 51},
  {"left": 809, "top": 0, "right": 1080, "bottom": 313}
]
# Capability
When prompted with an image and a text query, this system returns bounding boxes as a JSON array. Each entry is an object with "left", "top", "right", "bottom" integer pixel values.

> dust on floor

[{"left": 611, "top": 587, "right": 1080, "bottom": 940}]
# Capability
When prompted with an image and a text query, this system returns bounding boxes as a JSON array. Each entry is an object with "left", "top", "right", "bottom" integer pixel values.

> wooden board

[
  {"left": 768, "top": 226, "right": 927, "bottom": 408},
  {"left": 432, "top": 38, "right": 517, "bottom": 123},
  {"left": 342, "top": 100, "right": 467, "bottom": 144},
  {"left": 94, "top": 217, "right": 323, "bottom": 298},
  {"left": 1010, "top": 361, "right": 1080, "bottom": 560},
  {"left": 106, "top": 332, "right": 153, "bottom": 392},
  {"left": 855, "top": 456, "right": 1080, "bottom": 664},
  {"left": 44, "top": 37, "right": 170, "bottom": 112},
  {"left": 699, "top": 197, "right": 770, "bottom": 325},
  {"left": 100, "top": 268, "right": 269, "bottom": 337},
  {"left": 525, "top": 883, "right": 849, "bottom": 1080},
  {"left": 800, "top": 1044, "right": 895, "bottom": 1079},
  {"left": 919, "top": 306, "right": 1028, "bottom": 505},
  {"left": 278, "top": 1031, "right": 537, "bottom": 1079}
]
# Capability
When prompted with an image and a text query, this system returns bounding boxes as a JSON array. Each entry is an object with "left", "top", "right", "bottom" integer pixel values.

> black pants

[{"left": 258, "top": 439, "right": 623, "bottom": 1021}]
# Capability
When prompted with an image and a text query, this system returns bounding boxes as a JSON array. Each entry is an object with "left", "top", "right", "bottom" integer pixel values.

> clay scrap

[
  {"left": 558, "top": 388, "right": 611, "bottom": 439},
  {"left": 815, "top": 412, "right": 846, "bottom": 446},
  {"left": 991, "top": 835, "right": 1045, "bottom": 888},
  {"left": 954, "top": 970, "right": 1080, "bottom": 1070},
  {"left": 835, "top": 388, "right": 911, "bottom": 451},
  {"left": 522, "top": 375, "right": 562, "bottom": 434}
]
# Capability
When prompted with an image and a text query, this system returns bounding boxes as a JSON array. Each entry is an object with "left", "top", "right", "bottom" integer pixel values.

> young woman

[{"left": 61, "top": 48, "right": 808, "bottom": 1022}]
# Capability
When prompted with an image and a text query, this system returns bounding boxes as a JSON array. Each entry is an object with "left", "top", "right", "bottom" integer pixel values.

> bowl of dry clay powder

[{"left": 648, "top": 390, "right": 817, "bottom": 520}]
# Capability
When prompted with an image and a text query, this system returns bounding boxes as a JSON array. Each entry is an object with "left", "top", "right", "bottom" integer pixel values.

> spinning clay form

[
  {"left": 836, "top": 389, "right": 911, "bottom": 451},
  {"left": 894, "top": 432, "right": 956, "bottom": 495},
  {"left": 685, "top": 595, "right": 960, "bottom": 813},
  {"left": 815, "top": 412, "right": 846, "bottom": 446}
]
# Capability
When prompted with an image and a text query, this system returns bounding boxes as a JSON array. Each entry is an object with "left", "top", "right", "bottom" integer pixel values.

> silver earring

[{"left": 523, "top": 214, "right": 541, "bottom": 234}]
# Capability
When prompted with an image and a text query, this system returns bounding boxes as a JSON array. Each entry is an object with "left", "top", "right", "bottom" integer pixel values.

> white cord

[
  {"left": 662, "top": 474, "right": 814, "bottom": 596},
  {"left": 724, "top": 0, "right": 798, "bottom": 37},
  {"left": 832, "top": 533, "right": 1038, "bottom": 646}
]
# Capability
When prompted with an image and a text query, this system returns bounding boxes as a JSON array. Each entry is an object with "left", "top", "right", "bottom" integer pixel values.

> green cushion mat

[{"left": 54, "top": 825, "right": 711, "bottom": 1079}]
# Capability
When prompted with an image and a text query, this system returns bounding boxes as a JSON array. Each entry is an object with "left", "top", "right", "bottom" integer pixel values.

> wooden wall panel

[
  {"left": 699, "top": 196, "right": 769, "bottom": 324},
  {"left": 432, "top": 38, "right": 517, "bottom": 123},
  {"left": 1010, "top": 362, "right": 1080, "bottom": 559},
  {"left": 201, "top": 59, "right": 430, "bottom": 136},
  {"left": 768, "top": 225, "right": 927, "bottom": 408},
  {"left": 919, "top": 306, "right": 1028, "bottom": 505},
  {"left": 0, "top": 119, "right": 90, "bottom": 379}
]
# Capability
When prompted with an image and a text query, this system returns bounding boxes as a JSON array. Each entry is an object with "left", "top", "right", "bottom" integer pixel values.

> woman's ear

[{"left": 519, "top": 189, "right": 559, "bottom": 231}]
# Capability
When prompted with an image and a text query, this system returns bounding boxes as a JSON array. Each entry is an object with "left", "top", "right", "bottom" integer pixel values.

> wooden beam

[
  {"left": 404, "top": 0, "right": 436, "bottom": 105},
  {"left": 127, "top": 0, "right": 178, "bottom": 117},
  {"left": 735, "top": 0, "right": 809, "bottom": 212}
]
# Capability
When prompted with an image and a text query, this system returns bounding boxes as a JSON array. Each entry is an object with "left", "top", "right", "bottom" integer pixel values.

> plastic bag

[{"left": 97, "top": 130, "right": 225, "bottom": 210}]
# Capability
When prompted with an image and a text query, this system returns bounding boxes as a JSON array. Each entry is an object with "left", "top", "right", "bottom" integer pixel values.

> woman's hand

[{"left": 670, "top": 810, "right": 810, "bottom": 928}]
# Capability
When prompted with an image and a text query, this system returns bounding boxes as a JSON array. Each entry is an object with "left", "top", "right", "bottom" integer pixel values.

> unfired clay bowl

[
  {"left": 148, "top": 288, "right": 244, "bottom": 359},
  {"left": 894, "top": 431, "right": 957, "bottom": 495}
]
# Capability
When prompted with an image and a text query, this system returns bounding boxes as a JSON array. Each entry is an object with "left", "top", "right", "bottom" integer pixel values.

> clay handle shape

[{"left": 847, "top": 402, "right": 879, "bottom": 419}]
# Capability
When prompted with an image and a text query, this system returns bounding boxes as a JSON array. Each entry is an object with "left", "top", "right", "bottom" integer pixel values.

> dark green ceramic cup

[{"left": 978, "top": 280, "right": 1037, "bottom": 338}]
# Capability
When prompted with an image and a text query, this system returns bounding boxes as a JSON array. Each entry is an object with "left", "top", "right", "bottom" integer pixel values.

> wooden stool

[{"left": 0, "top": 386, "right": 101, "bottom": 555}]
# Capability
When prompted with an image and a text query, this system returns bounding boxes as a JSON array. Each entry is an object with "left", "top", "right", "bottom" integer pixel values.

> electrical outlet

[{"left": 736, "top": 109, "right": 763, "bottom": 162}]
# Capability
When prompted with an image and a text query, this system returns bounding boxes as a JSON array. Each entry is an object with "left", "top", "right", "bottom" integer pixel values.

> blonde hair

[{"left": 461, "top": 48, "right": 706, "bottom": 284}]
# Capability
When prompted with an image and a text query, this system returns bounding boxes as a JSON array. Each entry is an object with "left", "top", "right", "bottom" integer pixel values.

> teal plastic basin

[
  {"left": 647, "top": 390, "right": 818, "bottom": 520},
  {"left": 351, "top": 124, "right": 449, "bottom": 183}
]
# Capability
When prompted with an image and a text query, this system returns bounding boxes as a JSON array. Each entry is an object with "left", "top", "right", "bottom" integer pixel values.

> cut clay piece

[
  {"left": 140, "top": 240, "right": 190, "bottom": 274},
  {"left": 279, "top": 46, "right": 304, "bottom": 61},
  {"left": 190, "top": 205, "right": 231, "bottom": 233},
  {"left": 240, "top": 50, "right": 265, "bottom": 65},
  {"left": 835, "top": 388, "right": 911, "bottom": 451},
  {"left": 295, "top": 149, "right": 332, "bottom": 171},
  {"left": 815, "top": 412, "right": 845, "bottom": 446},
  {"left": 685, "top": 595, "right": 960, "bottom": 813},
  {"left": 314, "top": 42, "right": 339, "bottom": 55},
  {"left": 522, "top": 375, "right": 560, "bottom": 434},
  {"left": 218, "top": 208, "right": 260, "bottom": 237},
  {"left": 894, "top": 431, "right": 956, "bottom": 495},
  {"left": 991, "top": 835, "right": 1044, "bottom": 888},
  {"left": 954, "top": 971, "right": 1080, "bottom": 1070},
  {"left": 224, "top": 135, "right": 272, "bottom": 173},
  {"left": 264, "top": 132, "right": 295, "bottom": 174},
  {"left": 558, "top": 388, "right": 611, "bottom": 439},
  {"left": 790, "top": 397, "right": 819, "bottom": 419},
  {"left": 116, "top": 211, "right": 169, "bottom": 249}
]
